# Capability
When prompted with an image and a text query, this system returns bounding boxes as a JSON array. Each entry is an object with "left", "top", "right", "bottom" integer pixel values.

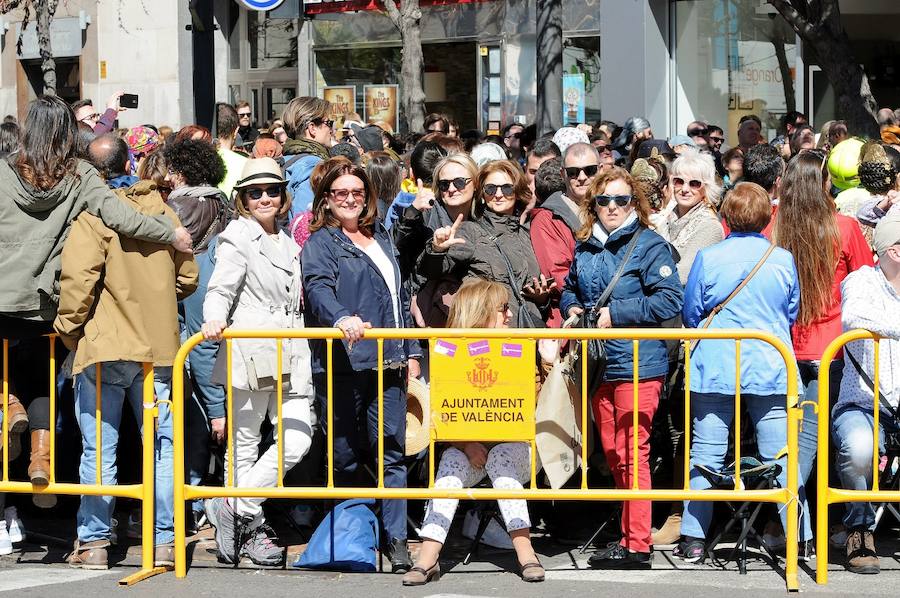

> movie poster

[
  {"left": 364, "top": 84, "right": 399, "bottom": 133},
  {"left": 322, "top": 86, "right": 356, "bottom": 138}
]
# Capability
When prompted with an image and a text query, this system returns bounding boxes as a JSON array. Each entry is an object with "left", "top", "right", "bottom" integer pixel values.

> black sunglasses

[
  {"left": 672, "top": 177, "right": 703, "bottom": 190},
  {"left": 483, "top": 183, "right": 515, "bottom": 198},
  {"left": 438, "top": 177, "right": 471, "bottom": 192},
  {"left": 564, "top": 164, "right": 599, "bottom": 179},
  {"left": 594, "top": 194, "right": 633, "bottom": 208},
  {"left": 245, "top": 185, "right": 284, "bottom": 200}
]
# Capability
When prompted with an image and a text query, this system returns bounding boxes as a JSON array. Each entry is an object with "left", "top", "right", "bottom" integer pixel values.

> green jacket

[{"left": 0, "top": 157, "right": 175, "bottom": 319}]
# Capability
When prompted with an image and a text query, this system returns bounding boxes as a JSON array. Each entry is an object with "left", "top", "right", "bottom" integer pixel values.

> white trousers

[
  {"left": 420, "top": 442, "right": 531, "bottom": 544},
  {"left": 225, "top": 389, "right": 313, "bottom": 526}
]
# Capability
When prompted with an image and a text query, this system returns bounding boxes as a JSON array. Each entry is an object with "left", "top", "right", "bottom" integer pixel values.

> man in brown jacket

[{"left": 54, "top": 154, "right": 198, "bottom": 571}]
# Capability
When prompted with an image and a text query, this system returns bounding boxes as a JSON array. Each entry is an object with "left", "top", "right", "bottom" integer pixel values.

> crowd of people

[{"left": 0, "top": 92, "right": 898, "bottom": 583}]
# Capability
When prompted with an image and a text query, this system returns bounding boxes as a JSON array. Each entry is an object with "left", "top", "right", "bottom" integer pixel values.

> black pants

[{"left": 0, "top": 314, "right": 58, "bottom": 431}]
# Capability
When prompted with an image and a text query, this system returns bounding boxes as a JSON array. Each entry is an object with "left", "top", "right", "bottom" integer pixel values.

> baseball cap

[
  {"left": 669, "top": 134, "right": 696, "bottom": 148},
  {"left": 873, "top": 213, "right": 900, "bottom": 256}
]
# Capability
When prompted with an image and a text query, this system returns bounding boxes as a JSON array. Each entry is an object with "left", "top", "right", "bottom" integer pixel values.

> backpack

[{"left": 292, "top": 498, "right": 379, "bottom": 572}]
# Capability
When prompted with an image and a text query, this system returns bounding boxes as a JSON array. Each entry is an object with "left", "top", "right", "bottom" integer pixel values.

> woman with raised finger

[
  {"left": 301, "top": 158, "right": 421, "bottom": 573},
  {"left": 200, "top": 158, "right": 314, "bottom": 567},
  {"left": 418, "top": 160, "right": 550, "bottom": 328},
  {"left": 559, "top": 167, "right": 683, "bottom": 569}
]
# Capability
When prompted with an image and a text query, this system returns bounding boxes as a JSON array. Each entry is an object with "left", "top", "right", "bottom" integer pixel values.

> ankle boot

[
  {"left": 28, "top": 429, "right": 56, "bottom": 508},
  {"left": 1, "top": 393, "right": 29, "bottom": 435}
]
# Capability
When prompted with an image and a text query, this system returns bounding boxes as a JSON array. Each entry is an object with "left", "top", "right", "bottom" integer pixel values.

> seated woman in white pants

[
  {"left": 403, "top": 278, "right": 544, "bottom": 586},
  {"left": 201, "top": 158, "right": 314, "bottom": 567}
]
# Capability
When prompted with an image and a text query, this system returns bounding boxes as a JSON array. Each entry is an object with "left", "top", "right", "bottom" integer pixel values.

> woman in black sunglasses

[
  {"left": 422, "top": 160, "right": 553, "bottom": 327},
  {"left": 560, "top": 166, "right": 683, "bottom": 569}
]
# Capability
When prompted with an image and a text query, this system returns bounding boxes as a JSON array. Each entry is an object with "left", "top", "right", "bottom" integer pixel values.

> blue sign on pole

[{"left": 238, "top": 0, "right": 287, "bottom": 11}]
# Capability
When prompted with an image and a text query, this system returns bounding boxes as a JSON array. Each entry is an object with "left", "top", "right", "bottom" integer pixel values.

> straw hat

[
  {"left": 405, "top": 377, "right": 431, "bottom": 456},
  {"left": 233, "top": 157, "right": 287, "bottom": 190}
]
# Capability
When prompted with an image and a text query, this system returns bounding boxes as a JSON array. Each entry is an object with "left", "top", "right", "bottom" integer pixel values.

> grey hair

[
  {"left": 613, "top": 116, "right": 651, "bottom": 150},
  {"left": 670, "top": 149, "right": 723, "bottom": 205},
  {"left": 562, "top": 142, "right": 600, "bottom": 163}
]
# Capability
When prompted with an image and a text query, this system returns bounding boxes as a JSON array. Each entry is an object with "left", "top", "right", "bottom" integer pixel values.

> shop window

[
  {"left": 675, "top": 0, "right": 797, "bottom": 144},
  {"left": 314, "top": 47, "right": 402, "bottom": 117},
  {"left": 563, "top": 36, "right": 600, "bottom": 126},
  {"left": 265, "top": 87, "right": 296, "bottom": 123},
  {"left": 228, "top": 1, "right": 241, "bottom": 70},
  {"left": 248, "top": 11, "right": 299, "bottom": 70}
]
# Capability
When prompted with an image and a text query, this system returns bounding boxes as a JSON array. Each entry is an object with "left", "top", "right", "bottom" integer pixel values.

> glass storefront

[
  {"left": 563, "top": 36, "right": 601, "bottom": 125},
  {"left": 247, "top": 11, "right": 299, "bottom": 70}
]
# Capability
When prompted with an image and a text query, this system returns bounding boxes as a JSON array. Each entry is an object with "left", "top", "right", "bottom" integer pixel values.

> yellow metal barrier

[
  {"left": 0, "top": 336, "right": 168, "bottom": 586},
  {"left": 172, "top": 327, "right": 801, "bottom": 591},
  {"left": 816, "top": 329, "right": 892, "bottom": 585}
]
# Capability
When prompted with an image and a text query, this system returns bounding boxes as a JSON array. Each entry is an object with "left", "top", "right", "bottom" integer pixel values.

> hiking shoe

[
  {"left": 67, "top": 539, "right": 109, "bottom": 570},
  {"left": 385, "top": 538, "right": 412, "bottom": 573},
  {"left": 154, "top": 543, "right": 175, "bottom": 569},
  {"left": 762, "top": 520, "right": 786, "bottom": 551},
  {"left": 587, "top": 542, "right": 652, "bottom": 570},
  {"left": 205, "top": 497, "right": 244, "bottom": 564},
  {"left": 845, "top": 528, "right": 880, "bottom": 574},
  {"left": 0, "top": 522, "right": 12, "bottom": 555},
  {"left": 240, "top": 523, "right": 284, "bottom": 566},
  {"left": 674, "top": 536, "right": 705, "bottom": 563},
  {"left": 126, "top": 510, "right": 142, "bottom": 539},
  {"left": 798, "top": 540, "right": 815, "bottom": 563}
]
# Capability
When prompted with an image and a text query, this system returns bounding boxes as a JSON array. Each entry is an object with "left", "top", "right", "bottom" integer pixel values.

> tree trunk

[
  {"left": 772, "top": 34, "right": 796, "bottom": 114},
  {"left": 536, "top": 0, "right": 562, "bottom": 136},
  {"left": 35, "top": 0, "right": 57, "bottom": 95},
  {"left": 384, "top": 0, "right": 426, "bottom": 133}
]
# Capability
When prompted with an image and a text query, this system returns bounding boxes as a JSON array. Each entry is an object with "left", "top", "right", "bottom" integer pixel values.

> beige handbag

[{"left": 535, "top": 357, "right": 584, "bottom": 489}]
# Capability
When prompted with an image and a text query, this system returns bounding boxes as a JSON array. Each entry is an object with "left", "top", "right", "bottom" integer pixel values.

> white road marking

[{"left": 0, "top": 567, "right": 114, "bottom": 592}]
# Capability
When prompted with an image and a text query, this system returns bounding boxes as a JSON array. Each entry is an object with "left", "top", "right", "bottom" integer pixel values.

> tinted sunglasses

[
  {"left": 314, "top": 118, "right": 335, "bottom": 128},
  {"left": 483, "top": 183, "right": 515, "bottom": 198},
  {"left": 594, "top": 194, "right": 633, "bottom": 208},
  {"left": 672, "top": 177, "right": 703, "bottom": 190},
  {"left": 245, "top": 185, "right": 284, "bottom": 200},
  {"left": 438, "top": 177, "right": 471, "bottom": 192},
  {"left": 238, "top": 112, "right": 252, "bottom": 117},
  {"left": 564, "top": 164, "right": 599, "bottom": 179},
  {"left": 596, "top": 145, "right": 613, "bottom": 155}
]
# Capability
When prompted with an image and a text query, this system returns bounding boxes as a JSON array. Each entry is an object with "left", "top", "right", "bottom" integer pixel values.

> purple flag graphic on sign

[
  {"left": 467, "top": 340, "right": 490, "bottom": 356},
  {"left": 501, "top": 343, "right": 523, "bottom": 358},
  {"left": 434, "top": 340, "right": 457, "bottom": 357}
]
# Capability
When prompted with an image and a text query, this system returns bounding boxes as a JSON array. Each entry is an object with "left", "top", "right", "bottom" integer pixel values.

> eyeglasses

[
  {"left": 329, "top": 188, "right": 366, "bottom": 201},
  {"left": 709, "top": 136, "right": 725, "bottom": 143},
  {"left": 688, "top": 128, "right": 709, "bottom": 137},
  {"left": 426, "top": 127, "right": 443, "bottom": 134},
  {"left": 483, "top": 183, "right": 515, "bottom": 198},
  {"left": 314, "top": 118, "right": 335, "bottom": 129},
  {"left": 564, "top": 164, "right": 599, "bottom": 179},
  {"left": 505, "top": 132, "right": 522, "bottom": 140},
  {"left": 596, "top": 145, "right": 613, "bottom": 155},
  {"left": 594, "top": 194, "right": 633, "bottom": 208},
  {"left": 238, "top": 112, "right": 252, "bottom": 118},
  {"left": 438, "top": 177, "right": 472, "bottom": 192},
  {"left": 672, "top": 177, "right": 703, "bottom": 190},
  {"left": 80, "top": 113, "right": 101, "bottom": 122},
  {"left": 245, "top": 185, "right": 283, "bottom": 200}
]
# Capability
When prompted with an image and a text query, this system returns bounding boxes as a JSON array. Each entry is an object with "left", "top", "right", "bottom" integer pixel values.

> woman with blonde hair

[{"left": 403, "top": 278, "right": 544, "bottom": 586}]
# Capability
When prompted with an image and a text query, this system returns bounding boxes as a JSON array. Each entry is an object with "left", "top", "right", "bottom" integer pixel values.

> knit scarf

[{"left": 282, "top": 137, "right": 330, "bottom": 160}]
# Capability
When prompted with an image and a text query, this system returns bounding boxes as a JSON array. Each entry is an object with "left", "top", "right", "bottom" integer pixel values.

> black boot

[{"left": 385, "top": 538, "right": 412, "bottom": 573}]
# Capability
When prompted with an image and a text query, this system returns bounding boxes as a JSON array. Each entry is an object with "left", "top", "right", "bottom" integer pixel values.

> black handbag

[{"left": 567, "top": 229, "right": 642, "bottom": 397}]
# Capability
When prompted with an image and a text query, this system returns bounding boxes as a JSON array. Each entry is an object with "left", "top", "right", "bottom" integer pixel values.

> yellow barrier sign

[{"left": 429, "top": 338, "right": 535, "bottom": 441}]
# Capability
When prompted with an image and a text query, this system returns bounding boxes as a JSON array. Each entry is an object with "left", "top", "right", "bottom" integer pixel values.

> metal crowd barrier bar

[
  {"left": 171, "top": 328, "right": 801, "bottom": 591},
  {"left": 815, "top": 329, "right": 892, "bottom": 585},
  {"left": 0, "top": 336, "right": 168, "bottom": 586}
]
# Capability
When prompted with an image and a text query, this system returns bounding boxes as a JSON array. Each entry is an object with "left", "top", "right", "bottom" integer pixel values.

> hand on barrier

[
  {"left": 210, "top": 417, "right": 226, "bottom": 445},
  {"left": 173, "top": 227, "right": 194, "bottom": 254},
  {"left": 431, "top": 214, "right": 466, "bottom": 253},
  {"left": 337, "top": 316, "right": 371, "bottom": 347},
  {"left": 200, "top": 320, "right": 227, "bottom": 341}
]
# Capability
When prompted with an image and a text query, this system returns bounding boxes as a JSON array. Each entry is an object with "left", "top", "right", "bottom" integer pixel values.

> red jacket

[{"left": 529, "top": 207, "right": 576, "bottom": 327}]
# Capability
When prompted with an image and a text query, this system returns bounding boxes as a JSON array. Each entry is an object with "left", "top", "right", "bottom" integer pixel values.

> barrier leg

[
  {"left": 784, "top": 404, "right": 800, "bottom": 592},
  {"left": 173, "top": 353, "right": 188, "bottom": 578},
  {"left": 119, "top": 364, "right": 169, "bottom": 585}
]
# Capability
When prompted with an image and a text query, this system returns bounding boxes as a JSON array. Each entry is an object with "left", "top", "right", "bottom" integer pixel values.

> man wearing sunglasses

[
  {"left": 502, "top": 122, "right": 525, "bottom": 162},
  {"left": 235, "top": 100, "right": 259, "bottom": 150},
  {"left": 71, "top": 92, "right": 125, "bottom": 136}
]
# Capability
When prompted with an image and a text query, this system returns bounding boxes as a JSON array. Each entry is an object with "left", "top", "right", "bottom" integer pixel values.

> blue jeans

[
  {"left": 832, "top": 404, "right": 899, "bottom": 530},
  {"left": 74, "top": 361, "right": 174, "bottom": 545},
  {"left": 681, "top": 392, "right": 796, "bottom": 540},
  {"left": 796, "top": 359, "right": 842, "bottom": 542}
]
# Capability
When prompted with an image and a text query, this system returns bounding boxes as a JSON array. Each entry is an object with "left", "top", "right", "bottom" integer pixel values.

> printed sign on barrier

[{"left": 429, "top": 338, "right": 535, "bottom": 442}]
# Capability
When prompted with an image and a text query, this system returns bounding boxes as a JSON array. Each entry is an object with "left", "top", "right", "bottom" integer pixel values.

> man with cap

[
  {"left": 350, "top": 123, "right": 386, "bottom": 157},
  {"left": 669, "top": 135, "right": 697, "bottom": 155},
  {"left": 831, "top": 213, "right": 900, "bottom": 576}
]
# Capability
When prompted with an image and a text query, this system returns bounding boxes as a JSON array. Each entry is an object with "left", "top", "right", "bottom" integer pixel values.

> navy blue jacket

[
  {"left": 560, "top": 219, "right": 684, "bottom": 381},
  {"left": 301, "top": 221, "right": 420, "bottom": 374}
]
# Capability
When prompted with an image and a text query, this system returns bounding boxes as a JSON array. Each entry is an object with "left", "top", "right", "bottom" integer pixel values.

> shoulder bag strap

[
  {"left": 485, "top": 231, "right": 528, "bottom": 307},
  {"left": 845, "top": 345, "right": 896, "bottom": 417},
  {"left": 589, "top": 229, "right": 643, "bottom": 320}
]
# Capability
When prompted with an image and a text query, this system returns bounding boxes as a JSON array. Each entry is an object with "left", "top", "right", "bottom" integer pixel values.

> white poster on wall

[{"left": 733, "top": 40, "right": 797, "bottom": 113}]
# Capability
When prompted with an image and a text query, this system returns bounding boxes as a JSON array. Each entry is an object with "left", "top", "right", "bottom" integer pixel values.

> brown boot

[
  {"left": 846, "top": 528, "right": 880, "bottom": 574},
  {"left": 651, "top": 513, "right": 682, "bottom": 546},
  {"left": 1, "top": 393, "right": 29, "bottom": 435},
  {"left": 28, "top": 429, "right": 56, "bottom": 508},
  {"left": 67, "top": 539, "right": 109, "bottom": 570}
]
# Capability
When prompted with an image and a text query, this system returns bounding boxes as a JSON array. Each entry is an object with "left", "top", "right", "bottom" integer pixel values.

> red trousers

[{"left": 591, "top": 377, "right": 662, "bottom": 553}]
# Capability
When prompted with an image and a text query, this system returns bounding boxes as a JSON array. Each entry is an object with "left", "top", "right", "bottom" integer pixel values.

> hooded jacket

[
  {"left": 54, "top": 181, "right": 198, "bottom": 373},
  {"left": 0, "top": 157, "right": 176, "bottom": 320},
  {"left": 283, "top": 137, "right": 330, "bottom": 216}
]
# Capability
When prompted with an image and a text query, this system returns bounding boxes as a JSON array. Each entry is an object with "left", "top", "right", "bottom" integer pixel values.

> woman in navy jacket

[
  {"left": 301, "top": 159, "right": 420, "bottom": 573},
  {"left": 560, "top": 167, "right": 683, "bottom": 569}
]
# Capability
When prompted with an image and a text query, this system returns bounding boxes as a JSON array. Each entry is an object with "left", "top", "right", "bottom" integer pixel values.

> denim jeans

[
  {"left": 796, "top": 359, "right": 842, "bottom": 542},
  {"left": 74, "top": 361, "right": 174, "bottom": 545},
  {"left": 681, "top": 392, "right": 795, "bottom": 540},
  {"left": 832, "top": 404, "right": 899, "bottom": 530}
]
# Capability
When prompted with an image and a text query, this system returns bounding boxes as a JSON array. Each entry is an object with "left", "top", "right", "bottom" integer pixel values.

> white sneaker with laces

[
  {"left": 4, "top": 507, "right": 23, "bottom": 543},
  {"left": 0, "top": 521, "right": 13, "bottom": 555}
]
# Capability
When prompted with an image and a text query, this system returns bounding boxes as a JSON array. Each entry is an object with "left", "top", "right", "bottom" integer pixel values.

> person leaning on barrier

[
  {"left": 830, "top": 213, "right": 900, "bottom": 576},
  {"left": 301, "top": 158, "right": 421, "bottom": 573},
  {"left": 560, "top": 166, "right": 683, "bottom": 569},
  {"left": 403, "top": 278, "right": 544, "bottom": 586},
  {"left": 52, "top": 167, "right": 198, "bottom": 571},
  {"left": 200, "top": 158, "right": 315, "bottom": 567},
  {"left": 0, "top": 95, "right": 192, "bottom": 508},
  {"left": 676, "top": 182, "right": 801, "bottom": 563}
]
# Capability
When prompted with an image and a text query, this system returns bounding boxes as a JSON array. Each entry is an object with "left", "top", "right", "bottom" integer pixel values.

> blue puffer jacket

[
  {"left": 560, "top": 219, "right": 684, "bottom": 381},
  {"left": 284, "top": 154, "right": 320, "bottom": 217},
  {"left": 301, "top": 221, "right": 420, "bottom": 374}
]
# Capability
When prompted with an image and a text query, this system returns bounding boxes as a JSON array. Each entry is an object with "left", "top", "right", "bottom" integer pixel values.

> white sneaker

[
  {"left": 4, "top": 507, "right": 23, "bottom": 543},
  {"left": 0, "top": 521, "right": 12, "bottom": 555}
]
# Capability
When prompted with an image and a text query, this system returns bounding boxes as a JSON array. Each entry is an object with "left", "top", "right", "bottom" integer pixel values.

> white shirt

[{"left": 361, "top": 241, "right": 401, "bottom": 327}]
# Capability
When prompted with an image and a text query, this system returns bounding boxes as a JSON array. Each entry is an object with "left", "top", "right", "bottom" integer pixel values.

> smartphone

[{"left": 120, "top": 93, "right": 139, "bottom": 109}]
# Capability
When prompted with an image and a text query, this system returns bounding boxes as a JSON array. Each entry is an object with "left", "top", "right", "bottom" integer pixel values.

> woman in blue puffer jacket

[{"left": 560, "top": 166, "right": 683, "bottom": 569}]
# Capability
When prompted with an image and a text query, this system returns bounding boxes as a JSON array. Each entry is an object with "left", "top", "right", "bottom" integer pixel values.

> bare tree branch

[
  {"left": 0, "top": 0, "right": 26, "bottom": 13},
  {"left": 768, "top": 0, "right": 818, "bottom": 37},
  {"left": 382, "top": 0, "right": 401, "bottom": 29}
]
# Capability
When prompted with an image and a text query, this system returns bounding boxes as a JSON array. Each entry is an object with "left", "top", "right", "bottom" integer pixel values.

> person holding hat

[
  {"left": 200, "top": 157, "right": 315, "bottom": 567},
  {"left": 831, "top": 213, "right": 900, "bottom": 575}
]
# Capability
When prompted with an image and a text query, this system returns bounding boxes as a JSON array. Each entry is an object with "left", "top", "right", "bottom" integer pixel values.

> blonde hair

[
  {"left": 446, "top": 278, "right": 509, "bottom": 328},
  {"left": 431, "top": 153, "right": 478, "bottom": 195},
  {"left": 282, "top": 96, "right": 331, "bottom": 140}
]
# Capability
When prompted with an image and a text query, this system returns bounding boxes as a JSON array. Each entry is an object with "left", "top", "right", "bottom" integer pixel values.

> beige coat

[
  {"left": 203, "top": 217, "right": 313, "bottom": 396},
  {"left": 54, "top": 181, "right": 198, "bottom": 373}
]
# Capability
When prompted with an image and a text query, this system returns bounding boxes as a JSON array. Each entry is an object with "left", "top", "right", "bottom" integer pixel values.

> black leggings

[{"left": 0, "top": 315, "right": 58, "bottom": 431}]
